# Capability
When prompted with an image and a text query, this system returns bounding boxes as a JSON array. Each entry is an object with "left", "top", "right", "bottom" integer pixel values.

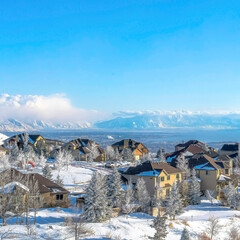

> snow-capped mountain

[
  {"left": 0, "top": 133, "right": 9, "bottom": 145},
  {"left": 0, "top": 118, "right": 91, "bottom": 132},
  {"left": 95, "top": 111, "right": 240, "bottom": 129}
]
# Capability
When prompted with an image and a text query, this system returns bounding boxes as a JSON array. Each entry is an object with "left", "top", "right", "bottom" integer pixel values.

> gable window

[
  {"left": 176, "top": 174, "right": 179, "bottom": 179},
  {"left": 56, "top": 194, "right": 63, "bottom": 201},
  {"left": 160, "top": 177, "right": 165, "bottom": 182},
  {"left": 225, "top": 169, "right": 229, "bottom": 175},
  {"left": 206, "top": 171, "right": 210, "bottom": 175},
  {"left": 167, "top": 176, "right": 170, "bottom": 181}
]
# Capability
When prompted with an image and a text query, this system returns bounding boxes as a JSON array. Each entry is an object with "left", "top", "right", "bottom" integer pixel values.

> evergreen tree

[
  {"left": 151, "top": 214, "right": 168, "bottom": 240},
  {"left": 176, "top": 155, "right": 190, "bottom": 179},
  {"left": 135, "top": 177, "right": 150, "bottom": 209},
  {"left": 115, "top": 148, "right": 122, "bottom": 162},
  {"left": 165, "top": 182, "right": 183, "bottom": 219},
  {"left": 152, "top": 181, "right": 163, "bottom": 209},
  {"left": 157, "top": 147, "right": 166, "bottom": 163},
  {"left": 107, "top": 165, "right": 123, "bottom": 208},
  {"left": 180, "top": 228, "right": 191, "bottom": 240},
  {"left": 42, "top": 164, "right": 53, "bottom": 181},
  {"left": 188, "top": 169, "right": 201, "bottom": 205},
  {"left": 83, "top": 171, "right": 109, "bottom": 222}
]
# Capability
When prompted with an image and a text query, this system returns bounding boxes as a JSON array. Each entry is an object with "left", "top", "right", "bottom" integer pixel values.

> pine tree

[
  {"left": 180, "top": 228, "right": 191, "bottom": 240},
  {"left": 152, "top": 181, "right": 163, "bottom": 209},
  {"left": 42, "top": 165, "right": 53, "bottom": 181},
  {"left": 165, "top": 182, "right": 183, "bottom": 219},
  {"left": 151, "top": 213, "right": 168, "bottom": 240},
  {"left": 188, "top": 169, "right": 201, "bottom": 205},
  {"left": 157, "top": 147, "right": 166, "bottom": 163},
  {"left": 83, "top": 171, "right": 109, "bottom": 222},
  {"left": 135, "top": 177, "right": 150, "bottom": 209},
  {"left": 107, "top": 165, "right": 123, "bottom": 208},
  {"left": 176, "top": 155, "right": 190, "bottom": 179}
]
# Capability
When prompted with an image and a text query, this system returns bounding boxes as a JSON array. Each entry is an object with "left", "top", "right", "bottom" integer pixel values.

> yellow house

[{"left": 122, "top": 161, "right": 183, "bottom": 198}]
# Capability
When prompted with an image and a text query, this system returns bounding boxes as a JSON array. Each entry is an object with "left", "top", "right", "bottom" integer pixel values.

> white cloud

[{"left": 0, "top": 93, "right": 106, "bottom": 123}]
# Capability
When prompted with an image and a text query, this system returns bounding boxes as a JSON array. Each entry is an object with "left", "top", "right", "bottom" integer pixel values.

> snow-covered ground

[{"left": 1, "top": 200, "right": 240, "bottom": 239}]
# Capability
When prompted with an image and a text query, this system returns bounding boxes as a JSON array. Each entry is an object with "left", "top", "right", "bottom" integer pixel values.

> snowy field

[{"left": 1, "top": 200, "right": 240, "bottom": 239}]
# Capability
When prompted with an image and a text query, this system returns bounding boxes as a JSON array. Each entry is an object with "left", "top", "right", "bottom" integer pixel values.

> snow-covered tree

[
  {"left": 135, "top": 177, "right": 150, "bottom": 209},
  {"left": 56, "top": 174, "right": 64, "bottom": 187},
  {"left": 107, "top": 165, "right": 123, "bottom": 208},
  {"left": 151, "top": 214, "right": 168, "bottom": 240},
  {"left": 10, "top": 141, "right": 19, "bottom": 160},
  {"left": 115, "top": 148, "right": 122, "bottom": 162},
  {"left": 176, "top": 155, "right": 190, "bottom": 179},
  {"left": 106, "top": 146, "right": 116, "bottom": 161},
  {"left": 188, "top": 169, "right": 201, "bottom": 205},
  {"left": 141, "top": 152, "right": 151, "bottom": 164},
  {"left": 205, "top": 190, "right": 216, "bottom": 205},
  {"left": 122, "top": 179, "right": 134, "bottom": 216},
  {"left": 207, "top": 216, "right": 221, "bottom": 240},
  {"left": 64, "top": 150, "right": 74, "bottom": 170},
  {"left": 0, "top": 154, "right": 10, "bottom": 170},
  {"left": 165, "top": 182, "right": 183, "bottom": 219},
  {"left": 180, "top": 228, "right": 191, "bottom": 240},
  {"left": 152, "top": 181, "right": 163, "bottom": 209},
  {"left": 122, "top": 148, "right": 135, "bottom": 162},
  {"left": 157, "top": 147, "right": 166, "bottom": 163},
  {"left": 42, "top": 164, "right": 53, "bottom": 181},
  {"left": 36, "top": 151, "right": 47, "bottom": 168},
  {"left": 88, "top": 143, "right": 100, "bottom": 163},
  {"left": 83, "top": 171, "right": 109, "bottom": 222},
  {"left": 225, "top": 183, "right": 240, "bottom": 209}
]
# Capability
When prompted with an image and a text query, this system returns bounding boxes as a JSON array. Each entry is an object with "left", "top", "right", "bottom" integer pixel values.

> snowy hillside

[
  {"left": 95, "top": 111, "right": 240, "bottom": 129},
  {"left": 0, "top": 132, "right": 8, "bottom": 145},
  {"left": 0, "top": 118, "right": 91, "bottom": 132}
]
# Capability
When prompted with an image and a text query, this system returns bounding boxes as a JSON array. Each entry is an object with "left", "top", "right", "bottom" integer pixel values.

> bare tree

[
  {"left": 227, "top": 225, "right": 240, "bottom": 240},
  {"left": 207, "top": 216, "right": 221, "bottom": 240}
]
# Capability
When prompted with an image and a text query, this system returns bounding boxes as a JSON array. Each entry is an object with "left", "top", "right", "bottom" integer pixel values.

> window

[
  {"left": 56, "top": 194, "right": 63, "bottom": 201},
  {"left": 225, "top": 169, "right": 229, "bottom": 175},
  {"left": 160, "top": 177, "right": 165, "bottom": 182},
  {"left": 176, "top": 174, "right": 179, "bottom": 179},
  {"left": 167, "top": 176, "right": 170, "bottom": 181},
  {"left": 206, "top": 171, "right": 210, "bottom": 175}
]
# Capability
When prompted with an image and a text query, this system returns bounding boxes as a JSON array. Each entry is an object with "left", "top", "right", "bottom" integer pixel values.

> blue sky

[{"left": 1, "top": 0, "right": 240, "bottom": 117}]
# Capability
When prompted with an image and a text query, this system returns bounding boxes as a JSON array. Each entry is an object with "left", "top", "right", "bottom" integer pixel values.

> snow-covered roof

[
  {"left": 0, "top": 181, "right": 29, "bottom": 194},
  {"left": 218, "top": 174, "right": 231, "bottom": 182}
]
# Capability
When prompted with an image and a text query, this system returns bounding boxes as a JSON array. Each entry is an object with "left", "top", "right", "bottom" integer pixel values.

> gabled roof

[
  {"left": 176, "top": 140, "right": 204, "bottom": 149},
  {"left": 192, "top": 154, "right": 222, "bottom": 170},
  {"left": 124, "top": 161, "right": 182, "bottom": 176}
]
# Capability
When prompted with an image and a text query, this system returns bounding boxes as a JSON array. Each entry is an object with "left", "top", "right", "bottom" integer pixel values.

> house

[
  {"left": 4, "top": 133, "right": 45, "bottom": 149},
  {"left": 122, "top": 161, "right": 183, "bottom": 198},
  {"left": 0, "top": 168, "right": 69, "bottom": 208},
  {"left": 220, "top": 143, "right": 240, "bottom": 158},
  {"left": 112, "top": 139, "right": 149, "bottom": 160},
  {"left": 59, "top": 138, "right": 106, "bottom": 162},
  {"left": 189, "top": 154, "right": 238, "bottom": 197},
  {"left": 175, "top": 140, "right": 206, "bottom": 152},
  {"left": 44, "top": 138, "right": 65, "bottom": 155}
]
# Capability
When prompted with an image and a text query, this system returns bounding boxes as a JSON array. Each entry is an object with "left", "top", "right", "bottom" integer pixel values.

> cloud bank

[{"left": 0, "top": 94, "right": 106, "bottom": 123}]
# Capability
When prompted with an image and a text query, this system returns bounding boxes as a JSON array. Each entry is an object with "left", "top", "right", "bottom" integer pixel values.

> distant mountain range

[
  {"left": 0, "top": 118, "right": 91, "bottom": 132},
  {"left": 1, "top": 112, "right": 240, "bottom": 132},
  {"left": 95, "top": 112, "right": 240, "bottom": 130}
]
